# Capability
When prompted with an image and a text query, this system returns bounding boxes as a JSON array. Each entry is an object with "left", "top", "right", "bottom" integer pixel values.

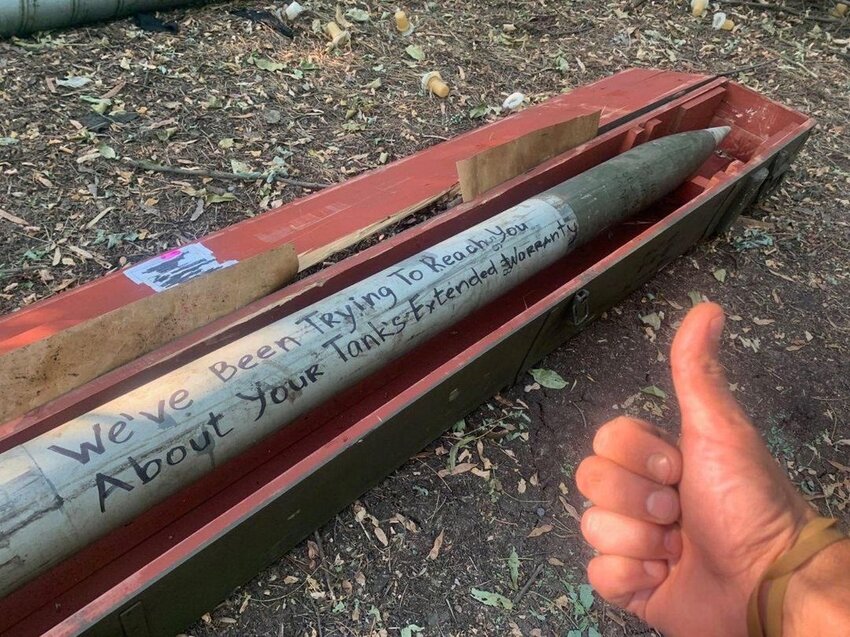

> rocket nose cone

[{"left": 707, "top": 125, "right": 732, "bottom": 146}]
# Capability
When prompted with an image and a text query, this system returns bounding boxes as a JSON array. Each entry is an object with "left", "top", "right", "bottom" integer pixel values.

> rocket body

[{"left": 0, "top": 127, "right": 728, "bottom": 596}]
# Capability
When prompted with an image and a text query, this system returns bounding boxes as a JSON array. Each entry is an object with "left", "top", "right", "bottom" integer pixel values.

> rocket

[{"left": 0, "top": 126, "right": 729, "bottom": 597}]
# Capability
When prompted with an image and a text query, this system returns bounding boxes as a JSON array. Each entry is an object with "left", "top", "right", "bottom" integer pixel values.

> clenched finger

[
  {"left": 581, "top": 507, "right": 682, "bottom": 560},
  {"left": 576, "top": 455, "right": 681, "bottom": 524},
  {"left": 593, "top": 416, "right": 683, "bottom": 485}
]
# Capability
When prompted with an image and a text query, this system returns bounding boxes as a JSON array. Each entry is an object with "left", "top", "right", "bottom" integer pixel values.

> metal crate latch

[
  {"left": 570, "top": 289, "right": 591, "bottom": 325},
  {"left": 119, "top": 602, "right": 151, "bottom": 637}
]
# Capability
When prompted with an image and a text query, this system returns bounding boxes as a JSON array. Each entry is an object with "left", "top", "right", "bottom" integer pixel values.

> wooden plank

[
  {"left": 297, "top": 187, "right": 457, "bottom": 269},
  {"left": 671, "top": 86, "right": 727, "bottom": 134},
  {"left": 457, "top": 111, "right": 600, "bottom": 202},
  {"left": 0, "top": 243, "right": 297, "bottom": 424}
]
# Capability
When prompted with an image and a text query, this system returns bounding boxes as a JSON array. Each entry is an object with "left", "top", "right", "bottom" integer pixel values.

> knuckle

[
  {"left": 611, "top": 415, "right": 653, "bottom": 434},
  {"left": 594, "top": 416, "right": 649, "bottom": 452}
]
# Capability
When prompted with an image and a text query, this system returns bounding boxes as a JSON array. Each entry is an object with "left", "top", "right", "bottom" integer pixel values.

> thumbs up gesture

[{"left": 576, "top": 303, "right": 818, "bottom": 636}]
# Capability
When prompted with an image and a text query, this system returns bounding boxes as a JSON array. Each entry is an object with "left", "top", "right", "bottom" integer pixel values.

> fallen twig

[
  {"left": 122, "top": 158, "right": 331, "bottom": 189},
  {"left": 778, "top": 52, "right": 820, "bottom": 78},
  {"left": 512, "top": 562, "right": 545, "bottom": 605},
  {"left": 722, "top": 1, "right": 848, "bottom": 26},
  {"left": 311, "top": 530, "right": 337, "bottom": 603}
]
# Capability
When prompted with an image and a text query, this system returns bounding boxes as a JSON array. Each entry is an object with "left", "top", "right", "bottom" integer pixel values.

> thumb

[{"left": 671, "top": 302, "right": 751, "bottom": 436}]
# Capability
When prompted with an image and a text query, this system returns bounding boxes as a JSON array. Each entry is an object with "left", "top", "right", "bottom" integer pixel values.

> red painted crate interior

[{"left": 0, "top": 77, "right": 811, "bottom": 637}]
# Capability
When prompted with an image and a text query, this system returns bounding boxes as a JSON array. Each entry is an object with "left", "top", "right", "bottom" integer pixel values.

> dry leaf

[
  {"left": 527, "top": 524, "right": 554, "bottom": 538},
  {"left": 307, "top": 540, "right": 319, "bottom": 561},
  {"left": 335, "top": 4, "right": 352, "bottom": 28},
  {"left": 554, "top": 594, "right": 571, "bottom": 610},
  {"left": 438, "top": 461, "right": 476, "bottom": 477},
  {"left": 374, "top": 527, "right": 389, "bottom": 546},
  {"left": 391, "top": 513, "right": 419, "bottom": 533},
  {"left": 0, "top": 208, "right": 28, "bottom": 226},
  {"left": 427, "top": 530, "right": 445, "bottom": 560},
  {"left": 190, "top": 198, "right": 205, "bottom": 222},
  {"left": 640, "top": 312, "right": 662, "bottom": 330},
  {"left": 559, "top": 496, "right": 582, "bottom": 523},
  {"left": 67, "top": 245, "right": 94, "bottom": 260},
  {"left": 517, "top": 478, "right": 527, "bottom": 494},
  {"left": 547, "top": 557, "right": 565, "bottom": 566}
]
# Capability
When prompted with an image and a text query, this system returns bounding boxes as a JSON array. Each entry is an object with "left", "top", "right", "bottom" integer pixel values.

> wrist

[{"left": 782, "top": 537, "right": 850, "bottom": 636}]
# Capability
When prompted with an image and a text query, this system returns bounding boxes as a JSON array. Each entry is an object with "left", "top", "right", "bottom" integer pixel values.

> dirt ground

[{"left": 1, "top": 0, "right": 849, "bottom": 635}]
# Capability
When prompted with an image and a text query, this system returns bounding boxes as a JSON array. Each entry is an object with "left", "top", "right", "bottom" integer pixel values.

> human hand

[{"left": 575, "top": 302, "right": 815, "bottom": 636}]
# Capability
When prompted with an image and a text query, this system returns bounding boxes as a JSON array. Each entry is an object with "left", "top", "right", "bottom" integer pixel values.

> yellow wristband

[{"left": 747, "top": 517, "right": 847, "bottom": 637}]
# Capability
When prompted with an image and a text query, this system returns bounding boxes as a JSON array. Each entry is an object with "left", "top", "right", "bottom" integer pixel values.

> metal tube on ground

[
  {"left": 0, "top": 0, "right": 199, "bottom": 38},
  {"left": 0, "top": 127, "right": 729, "bottom": 597}
]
